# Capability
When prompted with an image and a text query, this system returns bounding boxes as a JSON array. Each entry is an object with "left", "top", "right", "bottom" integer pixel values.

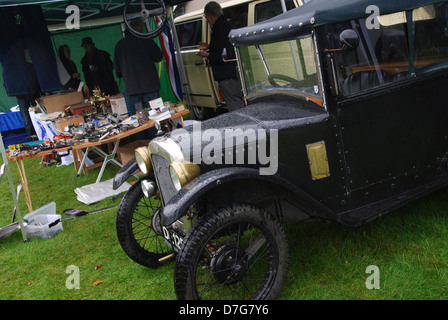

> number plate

[{"left": 162, "top": 226, "right": 184, "bottom": 251}]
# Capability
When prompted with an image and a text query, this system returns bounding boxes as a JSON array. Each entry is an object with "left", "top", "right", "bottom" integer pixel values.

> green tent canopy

[{"left": 0, "top": 0, "right": 186, "bottom": 112}]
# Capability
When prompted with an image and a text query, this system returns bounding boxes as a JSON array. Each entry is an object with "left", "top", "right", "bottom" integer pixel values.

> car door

[
  {"left": 174, "top": 0, "right": 302, "bottom": 116},
  {"left": 175, "top": 18, "right": 222, "bottom": 109},
  {"left": 330, "top": 5, "right": 448, "bottom": 208}
]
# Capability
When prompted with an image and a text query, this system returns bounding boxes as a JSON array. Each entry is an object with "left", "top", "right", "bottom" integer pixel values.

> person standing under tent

[
  {"left": 81, "top": 37, "right": 118, "bottom": 96},
  {"left": 58, "top": 44, "right": 81, "bottom": 91},
  {"left": 198, "top": 1, "right": 244, "bottom": 112},
  {"left": 114, "top": 18, "right": 163, "bottom": 115}
]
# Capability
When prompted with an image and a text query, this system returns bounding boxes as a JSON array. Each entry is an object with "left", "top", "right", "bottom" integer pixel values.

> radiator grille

[{"left": 151, "top": 154, "right": 178, "bottom": 204}]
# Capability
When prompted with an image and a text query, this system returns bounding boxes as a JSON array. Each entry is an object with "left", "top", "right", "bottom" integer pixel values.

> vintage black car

[{"left": 113, "top": 0, "right": 448, "bottom": 299}]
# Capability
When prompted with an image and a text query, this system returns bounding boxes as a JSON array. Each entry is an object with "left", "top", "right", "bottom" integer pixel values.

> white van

[{"left": 174, "top": 0, "right": 308, "bottom": 119}]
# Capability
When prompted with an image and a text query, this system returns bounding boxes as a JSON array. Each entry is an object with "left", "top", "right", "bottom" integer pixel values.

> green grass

[{"left": 1, "top": 155, "right": 448, "bottom": 300}]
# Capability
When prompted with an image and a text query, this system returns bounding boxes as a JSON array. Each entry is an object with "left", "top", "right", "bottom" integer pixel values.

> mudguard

[
  {"left": 112, "top": 158, "right": 140, "bottom": 190},
  {"left": 161, "top": 167, "right": 331, "bottom": 226}
]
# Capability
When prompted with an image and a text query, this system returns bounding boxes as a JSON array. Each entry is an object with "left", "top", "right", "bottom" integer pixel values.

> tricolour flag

[{"left": 156, "top": 16, "right": 183, "bottom": 101}]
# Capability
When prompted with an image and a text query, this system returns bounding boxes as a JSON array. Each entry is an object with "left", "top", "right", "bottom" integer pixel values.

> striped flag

[{"left": 156, "top": 17, "right": 183, "bottom": 101}]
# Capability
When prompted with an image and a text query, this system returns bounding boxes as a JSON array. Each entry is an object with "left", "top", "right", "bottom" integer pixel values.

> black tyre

[
  {"left": 174, "top": 204, "right": 289, "bottom": 300},
  {"left": 192, "top": 106, "right": 215, "bottom": 121},
  {"left": 116, "top": 179, "right": 173, "bottom": 268}
]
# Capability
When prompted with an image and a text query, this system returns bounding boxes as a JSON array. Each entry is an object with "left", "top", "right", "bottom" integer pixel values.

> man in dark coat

[
  {"left": 198, "top": 1, "right": 244, "bottom": 111},
  {"left": 114, "top": 19, "right": 163, "bottom": 115},
  {"left": 81, "top": 37, "right": 118, "bottom": 96},
  {"left": 58, "top": 45, "right": 80, "bottom": 91}
]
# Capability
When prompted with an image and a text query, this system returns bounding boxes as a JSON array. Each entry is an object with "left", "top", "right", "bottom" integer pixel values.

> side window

[
  {"left": 175, "top": 19, "right": 202, "bottom": 49},
  {"left": 413, "top": 2, "right": 448, "bottom": 73},
  {"left": 254, "top": 0, "right": 295, "bottom": 23},
  {"left": 331, "top": 13, "right": 409, "bottom": 96},
  {"left": 225, "top": 4, "right": 248, "bottom": 29}
]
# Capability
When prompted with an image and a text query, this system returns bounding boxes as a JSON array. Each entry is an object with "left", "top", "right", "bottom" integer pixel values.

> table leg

[
  {"left": 72, "top": 149, "right": 80, "bottom": 172},
  {"left": 93, "top": 140, "right": 121, "bottom": 183},
  {"left": 16, "top": 160, "right": 33, "bottom": 213},
  {"left": 76, "top": 147, "right": 93, "bottom": 177}
]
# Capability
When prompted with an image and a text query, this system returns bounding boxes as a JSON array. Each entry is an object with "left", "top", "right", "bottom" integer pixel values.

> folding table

[{"left": 6, "top": 109, "right": 189, "bottom": 211}]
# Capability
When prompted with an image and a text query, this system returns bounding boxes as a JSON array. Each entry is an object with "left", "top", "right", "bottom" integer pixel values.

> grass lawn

[{"left": 1, "top": 154, "right": 448, "bottom": 300}]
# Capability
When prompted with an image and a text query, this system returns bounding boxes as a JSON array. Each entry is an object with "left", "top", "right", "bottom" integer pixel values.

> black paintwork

[
  {"left": 112, "top": 158, "right": 139, "bottom": 190},
  {"left": 116, "top": 0, "right": 448, "bottom": 227}
]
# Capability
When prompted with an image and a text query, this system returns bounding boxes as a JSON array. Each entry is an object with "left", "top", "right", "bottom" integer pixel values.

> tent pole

[{"left": 0, "top": 132, "right": 27, "bottom": 242}]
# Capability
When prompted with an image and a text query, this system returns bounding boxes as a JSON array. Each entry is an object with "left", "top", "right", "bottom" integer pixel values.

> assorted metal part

[{"left": 8, "top": 108, "right": 137, "bottom": 158}]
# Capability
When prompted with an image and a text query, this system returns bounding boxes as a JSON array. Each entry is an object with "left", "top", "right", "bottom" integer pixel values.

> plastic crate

[{"left": 23, "top": 202, "right": 63, "bottom": 239}]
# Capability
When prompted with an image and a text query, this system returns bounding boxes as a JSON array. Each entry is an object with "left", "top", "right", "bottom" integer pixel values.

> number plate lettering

[{"left": 162, "top": 226, "right": 183, "bottom": 250}]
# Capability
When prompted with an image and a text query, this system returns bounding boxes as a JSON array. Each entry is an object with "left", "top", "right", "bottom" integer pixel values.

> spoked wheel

[
  {"left": 123, "top": 0, "right": 167, "bottom": 39},
  {"left": 175, "top": 204, "right": 289, "bottom": 300},
  {"left": 116, "top": 178, "right": 173, "bottom": 268}
]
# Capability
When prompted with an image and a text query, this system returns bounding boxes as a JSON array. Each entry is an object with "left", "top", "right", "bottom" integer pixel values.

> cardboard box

[
  {"left": 55, "top": 114, "right": 84, "bottom": 132},
  {"left": 68, "top": 102, "right": 94, "bottom": 116},
  {"left": 174, "top": 104, "right": 185, "bottom": 113},
  {"left": 117, "top": 140, "right": 151, "bottom": 165},
  {"left": 110, "top": 94, "right": 128, "bottom": 116},
  {"left": 36, "top": 92, "right": 84, "bottom": 114},
  {"left": 149, "top": 97, "right": 164, "bottom": 110}
]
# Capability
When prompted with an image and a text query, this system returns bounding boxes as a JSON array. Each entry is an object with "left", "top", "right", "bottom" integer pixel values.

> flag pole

[{"left": 166, "top": 6, "right": 192, "bottom": 113}]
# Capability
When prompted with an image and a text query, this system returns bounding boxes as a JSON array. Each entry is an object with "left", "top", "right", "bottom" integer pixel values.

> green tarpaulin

[{"left": 0, "top": 18, "right": 178, "bottom": 112}]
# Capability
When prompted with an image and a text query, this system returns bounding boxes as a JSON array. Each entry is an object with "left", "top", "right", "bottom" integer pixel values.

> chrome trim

[
  {"left": 149, "top": 136, "right": 186, "bottom": 205},
  {"left": 235, "top": 47, "right": 248, "bottom": 102},
  {"left": 313, "top": 32, "right": 327, "bottom": 110},
  {"left": 141, "top": 179, "right": 157, "bottom": 198},
  {"left": 149, "top": 136, "right": 185, "bottom": 164}
]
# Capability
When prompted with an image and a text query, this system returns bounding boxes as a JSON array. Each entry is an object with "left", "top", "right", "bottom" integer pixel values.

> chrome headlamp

[
  {"left": 149, "top": 136, "right": 201, "bottom": 197},
  {"left": 135, "top": 147, "right": 151, "bottom": 174},
  {"left": 169, "top": 161, "right": 201, "bottom": 191},
  {"left": 141, "top": 179, "right": 157, "bottom": 198}
]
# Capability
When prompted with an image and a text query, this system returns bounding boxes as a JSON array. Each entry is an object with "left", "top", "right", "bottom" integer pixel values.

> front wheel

[
  {"left": 116, "top": 178, "right": 173, "bottom": 268},
  {"left": 174, "top": 204, "right": 289, "bottom": 300}
]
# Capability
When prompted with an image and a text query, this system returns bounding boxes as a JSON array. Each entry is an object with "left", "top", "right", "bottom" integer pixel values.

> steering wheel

[
  {"left": 123, "top": 0, "right": 167, "bottom": 39},
  {"left": 268, "top": 74, "right": 301, "bottom": 87}
]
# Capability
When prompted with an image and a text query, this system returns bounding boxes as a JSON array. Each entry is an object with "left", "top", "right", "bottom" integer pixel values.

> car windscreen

[{"left": 239, "top": 35, "right": 322, "bottom": 103}]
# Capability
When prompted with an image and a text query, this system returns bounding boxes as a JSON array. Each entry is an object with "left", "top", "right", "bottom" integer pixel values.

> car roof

[{"left": 229, "top": 0, "right": 448, "bottom": 46}]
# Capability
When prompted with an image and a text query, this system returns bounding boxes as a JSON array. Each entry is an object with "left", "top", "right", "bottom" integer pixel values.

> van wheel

[
  {"left": 192, "top": 106, "right": 214, "bottom": 121},
  {"left": 174, "top": 204, "right": 289, "bottom": 300}
]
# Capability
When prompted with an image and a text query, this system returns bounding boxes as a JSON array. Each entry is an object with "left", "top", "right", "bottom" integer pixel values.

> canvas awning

[
  {"left": 0, "top": 1, "right": 192, "bottom": 111},
  {"left": 229, "top": 0, "right": 448, "bottom": 46},
  {"left": 0, "top": 0, "right": 189, "bottom": 27}
]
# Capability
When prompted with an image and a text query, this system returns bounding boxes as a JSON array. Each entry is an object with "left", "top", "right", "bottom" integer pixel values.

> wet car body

[
  {"left": 114, "top": 0, "right": 448, "bottom": 299},
  {"left": 163, "top": 95, "right": 331, "bottom": 226}
]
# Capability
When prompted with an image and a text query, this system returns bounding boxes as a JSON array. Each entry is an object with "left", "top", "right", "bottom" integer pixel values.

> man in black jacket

[
  {"left": 81, "top": 37, "right": 118, "bottom": 96},
  {"left": 114, "top": 19, "right": 163, "bottom": 115},
  {"left": 198, "top": 1, "right": 244, "bottom": 112}
]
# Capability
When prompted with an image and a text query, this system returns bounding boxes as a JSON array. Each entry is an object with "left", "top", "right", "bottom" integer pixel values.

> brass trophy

[{"left": 90, "top": 87, "right": 110, "bottom": 114}]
